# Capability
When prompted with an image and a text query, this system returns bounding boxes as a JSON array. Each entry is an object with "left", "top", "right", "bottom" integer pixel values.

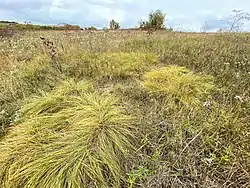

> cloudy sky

[{"left": 1, "top": 0, "right": 250, "bottom": 31}]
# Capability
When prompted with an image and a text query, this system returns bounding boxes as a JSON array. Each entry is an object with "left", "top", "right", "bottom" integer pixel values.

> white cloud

[
  {"left": 83, "top": 4, "right": 127, "bottom": 23},
  {"left": 1, "top": 0, "right": 250, "bottom": 31}
]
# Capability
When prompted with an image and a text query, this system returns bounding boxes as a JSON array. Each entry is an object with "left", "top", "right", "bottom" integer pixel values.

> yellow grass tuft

[
  {"left": 142, "top": 65, "right": 215, "bottom": 105},
  {"left": 0, "top": 79, "right": 135, "bottom": 188}
]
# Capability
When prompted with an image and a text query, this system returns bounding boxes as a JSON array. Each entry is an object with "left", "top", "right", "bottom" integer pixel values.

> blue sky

[{"left": 1, "top": 0, "right": 250, "bottom": 31}]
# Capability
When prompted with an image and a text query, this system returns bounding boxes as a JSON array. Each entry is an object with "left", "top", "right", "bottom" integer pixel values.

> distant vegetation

[
  {"left": 139, "top": 9, "right": 166, "bottom": 30},
  {"left": 0, "top": 21, "right": 18, "bottom": 25},
  {"left": 0, "top": 9, "right": 249, "bottom": 34},
  {"left": 0, "top": 23, "right": 81, "bottom": 31},
  {"left": 110, "top": 19, "right": 120, "bottom": 30},
  {"left": 0, "top": 9, "right": 170, "bottom": 35},
  {"left": 84, "top": 26, "right": 98, "bottom": 31}
]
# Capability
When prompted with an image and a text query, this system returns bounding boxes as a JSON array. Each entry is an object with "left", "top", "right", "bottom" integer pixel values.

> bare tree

[
  {"left": 200, "top": 21, "right": 209, "bottom": 32},
  {"left": 227, "top": 10, "right": 250, "bottom": 32},
  {"left": 23, "top": 21, "right": 31, "bottom": 25}
]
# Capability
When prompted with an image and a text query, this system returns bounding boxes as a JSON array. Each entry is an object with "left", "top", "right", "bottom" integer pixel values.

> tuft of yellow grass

[
  {"left": 142, "top": 65, "right": 215, "bottom": 106},
  {"left": 0, "top": 79, "right": 136, "bottom": 188}
]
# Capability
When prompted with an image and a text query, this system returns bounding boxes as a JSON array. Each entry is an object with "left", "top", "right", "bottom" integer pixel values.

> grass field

[{"left": 0, "top": 30, "right": 249, "bottom": 187}]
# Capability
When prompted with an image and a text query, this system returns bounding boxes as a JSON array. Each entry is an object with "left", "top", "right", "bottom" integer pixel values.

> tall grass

[
  {"left": 61, "top": 51, "right": 157, "bottom": 80},
  {"left": 0, "top": 54, "right": 62, "bottom": 135},
  {"left": 0, "top": 30, "right": 249, "bottom": 187}
]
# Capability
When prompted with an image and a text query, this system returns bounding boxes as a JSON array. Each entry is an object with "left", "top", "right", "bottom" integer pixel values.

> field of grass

[{"left": 0, "top": 30, "right": 249, "bottom": 187}]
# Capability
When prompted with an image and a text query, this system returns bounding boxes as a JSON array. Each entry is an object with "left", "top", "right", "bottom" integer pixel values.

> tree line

[
  {"left": 0, "top": 9, "right": 167, "bottom": 32},
  {"left": 1, "top": 9, "right": 249, "bottom": 33}
]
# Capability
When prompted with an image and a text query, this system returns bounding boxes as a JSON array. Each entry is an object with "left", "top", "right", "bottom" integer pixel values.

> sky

[{"left": 0, "top": 0, "right": 250, "bottom": 32}]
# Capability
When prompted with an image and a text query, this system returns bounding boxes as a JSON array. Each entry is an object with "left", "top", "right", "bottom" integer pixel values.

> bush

[
  {"left": 85, "top": 26, "right": 97, "bottom": 31},
  {"left": 142, "top": 65, "right": 215, "bottom": 106},
  {"left": 62, "top": 52, "right": 158, "bottom": 80},
  {"left": 0, "top": 79, "right": 136, "bottom": 188}
]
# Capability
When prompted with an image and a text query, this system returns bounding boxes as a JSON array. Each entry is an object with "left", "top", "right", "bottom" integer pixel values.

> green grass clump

[
  {"left": 142, "top": 65, "right": 215, "bottom": 106},
  {"left": 0, "top": 79, "right": 135, "bottom": 188},
  {"left": 62, "top": 51, "right": 158, "bottom": 80}
]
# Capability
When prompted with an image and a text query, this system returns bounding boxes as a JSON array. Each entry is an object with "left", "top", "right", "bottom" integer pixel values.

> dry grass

[{"left": 0, "top": 30, "right": 249, "bottom": 187}]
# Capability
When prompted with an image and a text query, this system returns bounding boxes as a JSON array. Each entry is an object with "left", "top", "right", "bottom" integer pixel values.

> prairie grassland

[{"left": 0, "top": 30, "right": 249, "bottom": 188}]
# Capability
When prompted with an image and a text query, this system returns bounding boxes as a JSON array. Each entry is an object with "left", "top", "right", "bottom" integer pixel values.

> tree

[
  {"left": 227, "top": 10, "right": 250, "bottom": 32},
  {"left": 23, "top": 21, "right": 31, "bottom": 25},
  {"left": 109, "top": 19, "right": 120, "bottom": 30},
  {"left": 139, "top": 9, "right": 166, "bottom": 30},
  {"left": 218, "top": 10, "right": 250, "bottom": 32},
  {"left": 200, "top": 21, "right": 209, "bottom": 32}
]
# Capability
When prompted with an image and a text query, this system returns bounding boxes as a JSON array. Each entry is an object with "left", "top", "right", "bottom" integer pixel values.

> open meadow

[{"left": 0, "top": 30, "right": 249, "bottom": 187}]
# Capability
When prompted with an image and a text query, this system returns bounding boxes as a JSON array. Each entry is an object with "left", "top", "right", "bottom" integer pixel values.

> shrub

[
  {"left": 0, "top": 79, "right": 136, "bottom": 188},
  {"left": 103, "top": 27, "right": 109, "bottom": 32},
  {"left": 85, "top": 26, "right": 97, "bottom": 31},
  {"left": 62, "top": 52, "right": 158, "bottom": 80},
  {"left": 142, "top": 65, "right": 215, "bottom": 106}
]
